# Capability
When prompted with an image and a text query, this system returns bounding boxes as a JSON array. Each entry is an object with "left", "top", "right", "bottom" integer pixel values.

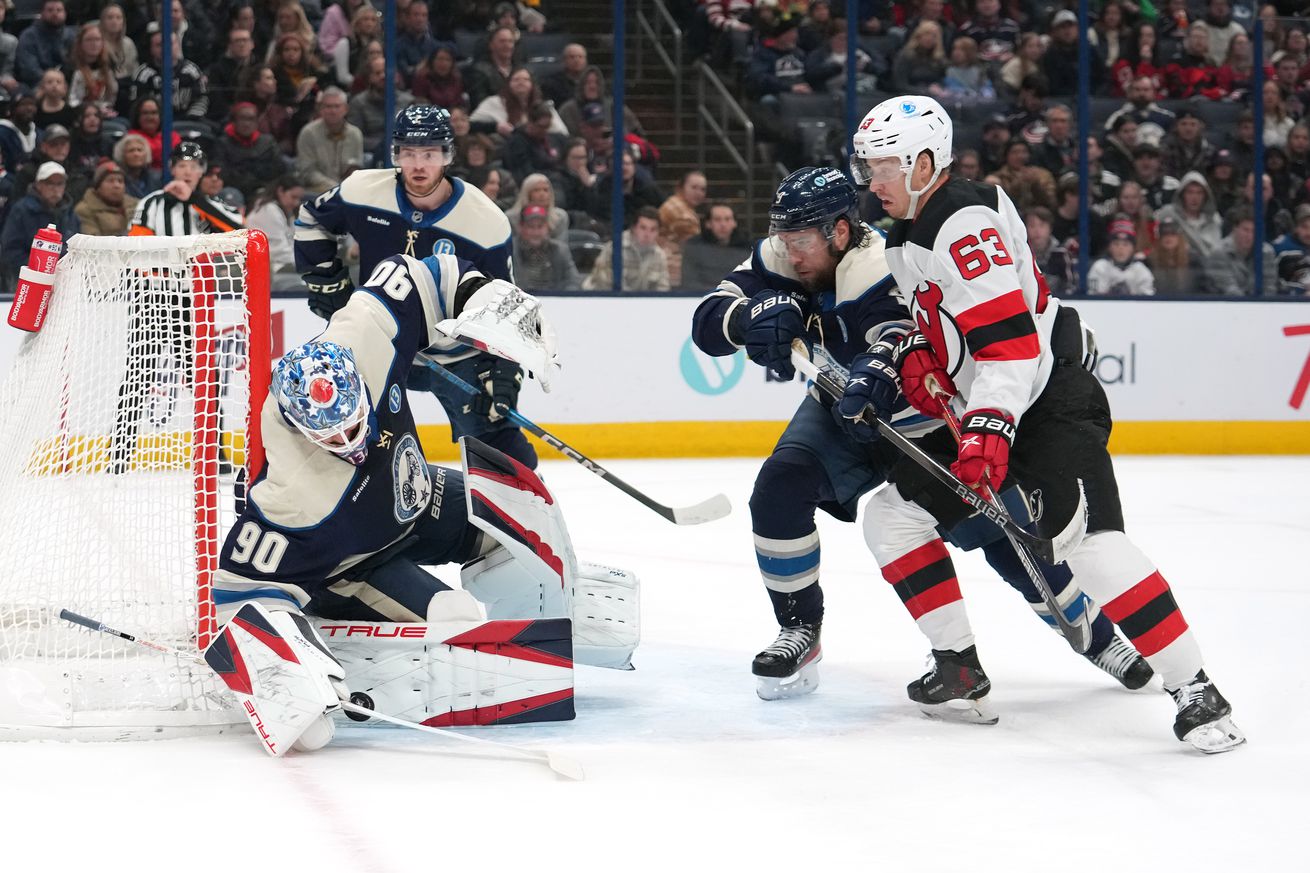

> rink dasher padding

[{"left": 3, "top": 295, "right": 1308, "bottom": 457}]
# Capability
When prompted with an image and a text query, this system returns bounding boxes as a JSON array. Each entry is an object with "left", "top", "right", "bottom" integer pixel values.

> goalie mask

[{"left": 274, "top": 341, "right": 371, "bottom": 465}]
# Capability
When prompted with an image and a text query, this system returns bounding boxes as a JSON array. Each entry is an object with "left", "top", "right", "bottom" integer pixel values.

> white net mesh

[{"left": 0, "top": 231, "right": 269, "bottom": 736}]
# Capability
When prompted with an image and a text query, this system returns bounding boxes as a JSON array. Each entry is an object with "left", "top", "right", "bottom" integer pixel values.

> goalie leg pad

[
  {"left": 204, "top": 603, "right": 345, "bottom": 757},
  {"left": 572, "top": 561, "right": 640, "bottom": 670},
  {"left": 314, "top": 616, "right": 575, "bottom": 726}
]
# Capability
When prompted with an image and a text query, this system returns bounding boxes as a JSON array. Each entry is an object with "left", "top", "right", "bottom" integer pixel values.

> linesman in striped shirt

[
  {"left": 129, "top": 142, "right": 243, "bottom": 236},
  {"left": 111, "top": 141, "right": 244, "bottom": 474}
]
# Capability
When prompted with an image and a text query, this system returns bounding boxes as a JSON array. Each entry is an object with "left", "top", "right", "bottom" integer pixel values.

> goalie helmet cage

[{"left": 0, "top": 230, "right": 271, "bottom": 739}]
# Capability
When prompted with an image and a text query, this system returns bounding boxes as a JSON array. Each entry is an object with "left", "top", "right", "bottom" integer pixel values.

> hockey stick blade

[
  {"left": 423, "top": 359, "right": 731, "bottom": 525},
  {"left": 788, "top": 343, "right": 1084, "bottom": 566},
  {"left": 58, "top": 609, "right": 585, "bottom": 778},
  {"left": 338, "top": 701, "right": 584, "bottom": 781}
]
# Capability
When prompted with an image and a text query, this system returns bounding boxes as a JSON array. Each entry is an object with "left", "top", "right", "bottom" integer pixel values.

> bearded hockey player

[
  {"left": 691, "top": 168, "right": 1149, "bottom": 704},
  {"left": 851, "top": 94, "right": 1243, "bottom": 752},
  {"left": 293, "top": 105, "right": 535, "bottom": 469},
  {"left": 206, "top": 254, "right": 639, "bottom": 756}
]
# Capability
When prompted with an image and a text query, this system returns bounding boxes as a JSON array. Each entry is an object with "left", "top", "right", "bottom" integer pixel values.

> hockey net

[{"left": 0, "top": 230, "right": 271, "bottom": 738}]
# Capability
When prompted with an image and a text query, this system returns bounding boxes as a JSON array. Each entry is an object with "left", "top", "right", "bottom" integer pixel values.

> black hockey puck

[{"left": 346, "top": 692, "right": 374, "bottom": 722}]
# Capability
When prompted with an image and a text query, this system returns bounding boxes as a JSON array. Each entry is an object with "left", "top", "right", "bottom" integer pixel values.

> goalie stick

[
  {"left": 57, "top": 609, "right": 585, "bottom": 780},
  {"left": 788, "top": 341, "right": 1085, "bottom": 564},
  {"left": 422, "top": 359, "right": 732, "bottom": 525}
]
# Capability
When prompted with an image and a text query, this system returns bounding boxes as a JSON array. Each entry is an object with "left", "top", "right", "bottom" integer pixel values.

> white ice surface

[{"left": 2, "top": 456, "right": 1305, "bottom": 872}]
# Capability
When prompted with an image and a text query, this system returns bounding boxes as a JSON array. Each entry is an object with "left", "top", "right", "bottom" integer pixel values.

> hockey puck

[{"left": 346, "top": 692, "right": 374, "bottom": 722}]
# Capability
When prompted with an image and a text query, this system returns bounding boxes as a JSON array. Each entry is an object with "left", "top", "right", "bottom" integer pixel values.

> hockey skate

[
  {"left": 1167, "top": 671, "right": 1246, "bottom": 754},
  {"left": 752, "top": 622, "right": 821, "bottom": 700},
  {"left": 1087, "top": 635, "right": 1154, "bottom": 690},
  {"left": 907, "top": 646, "right": 998, "bottom": 725}
]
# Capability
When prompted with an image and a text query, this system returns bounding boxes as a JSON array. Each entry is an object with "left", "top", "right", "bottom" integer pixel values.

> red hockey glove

[
  {"left": 951, "top": 408, "right": 1016, "bottom": 494},
  {"left": 895, "top": 332, "right": 955, "bottom": 418}
]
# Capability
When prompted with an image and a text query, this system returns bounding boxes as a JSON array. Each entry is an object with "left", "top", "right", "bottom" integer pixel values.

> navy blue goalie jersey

[{"left": 214, "top": 253, "right": 480, "bottom": 617}]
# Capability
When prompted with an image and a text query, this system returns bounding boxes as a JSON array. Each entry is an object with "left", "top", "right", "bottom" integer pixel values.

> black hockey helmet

[
  {"left": 768, "top": 166, "right": 864, "bottom": 251},
  {"left": 391, "top": 104, "right": 455, "bottom": 167},
  {"left": 170, "top": 140, "right": 207, "bottom": 171},
  {"left": 1278, "top": 252, "right": 1310, "bottom": 295}
]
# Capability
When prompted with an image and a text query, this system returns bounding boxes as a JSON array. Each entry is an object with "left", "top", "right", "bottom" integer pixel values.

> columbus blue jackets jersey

[
  {"left": 691, "top": 227, "right": 939, "bottom": 436},
  {"left": 293, "top": 168, "right": 513, "bottom": 285},
  {"left": 214, "top": 253, "right": 480, "bottom": 616}
]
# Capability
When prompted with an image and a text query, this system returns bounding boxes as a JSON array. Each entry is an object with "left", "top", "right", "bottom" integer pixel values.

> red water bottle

[{"left": 8, "top": 224, "right": 63, "bottom": 333}]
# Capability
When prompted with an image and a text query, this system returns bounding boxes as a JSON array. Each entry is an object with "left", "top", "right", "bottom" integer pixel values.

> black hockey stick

[
  {"left": 422, "top": 359, "right": 732, "bottom": 525},
  {"left": 57, "top": 609, "right": 585, "bottom": 780},
  {"left": 787, "top": 341, "right": 1087, "bottom": 566},
  {"left": 922, "top": 375, "right": 1092, "bottom": 654}
]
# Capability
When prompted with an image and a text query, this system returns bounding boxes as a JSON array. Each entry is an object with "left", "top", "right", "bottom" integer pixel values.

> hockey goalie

[{"left": 204, "top": 253, "right": 640, "bottom": 756}]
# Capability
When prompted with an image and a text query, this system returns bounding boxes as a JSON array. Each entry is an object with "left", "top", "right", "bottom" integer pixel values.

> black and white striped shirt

[{"left": 129, "top": 190, "right": 243, "bottom": 237}]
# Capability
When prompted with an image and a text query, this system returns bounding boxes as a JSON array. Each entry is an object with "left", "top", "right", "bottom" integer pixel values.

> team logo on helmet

[
  {"left": 814, "top": 174, "right": 827, "bottom": 187},
  {"left": 900, "top": 100, "right": 918, "bottom": 115},
  {"left": 388, "top": 384, "right": 402, "bottom": 414}
]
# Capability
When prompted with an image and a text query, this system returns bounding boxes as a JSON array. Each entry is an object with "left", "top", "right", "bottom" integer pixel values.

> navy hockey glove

[
  {"left": 736, "top": 291, "right": 806, "bottom": 380},
  {"left": 469, "top": 357, "right": 523, "bottom": 424},
  {"left": 834, "top": 342, "right": 900, "bottom": 443},
  {"left": 952, "top": 408, "right": 1016, "bottom": 494},
  {"left": 304, "top": 260, "right": 355, "bottom": 321}
]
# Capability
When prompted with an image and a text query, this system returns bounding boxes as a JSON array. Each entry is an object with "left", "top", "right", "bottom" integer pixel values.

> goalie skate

[
  {"left": 907, "top": 646, "right": 998, "bottom": 725},
  {"left": 752, "top": 622, "right": 821, "bottom": 701},
  {"left": 1168, "top": 671, "right": 1247, "bottom": 754}
]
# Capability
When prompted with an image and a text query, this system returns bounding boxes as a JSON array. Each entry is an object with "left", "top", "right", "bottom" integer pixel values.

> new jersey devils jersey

[{"left": 884, "top": 178, "right": 1061, "bottom": 424}]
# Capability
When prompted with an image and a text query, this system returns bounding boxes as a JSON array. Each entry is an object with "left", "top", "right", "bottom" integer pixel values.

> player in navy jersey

[
  {"left": 294, "top": 105, "right": 535, "bottom": 467},
  {"left": 692, "top": 168, "right": 1149, "bottom": 702},
  {"left": 852, "top": 94, "right": 1243, "bottom": 751}
]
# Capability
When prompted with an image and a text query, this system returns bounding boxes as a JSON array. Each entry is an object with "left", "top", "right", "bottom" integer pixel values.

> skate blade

[
  {"left": 1182, "top": 715, "right": 1247, "bottom": 754},
  {"left": 755, "top": 659, "right": 821, "bottom": 701},
  {"left": 916, "top": 695, "right": 999, "bottom": 726}
]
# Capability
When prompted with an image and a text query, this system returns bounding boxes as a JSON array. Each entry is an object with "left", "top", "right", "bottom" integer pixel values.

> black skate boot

[
  {"left": 1167, "top": 670, "right": 1246, "bottom": 754},
  {"left": 907, "top": 645, "right": 998, "bottom": 725},
  {"left": 752, "top": 622, "right": 821, "bottom": 700},
  {"left": 1087, "top": 635, "right": 1154, "bottom": 690}
]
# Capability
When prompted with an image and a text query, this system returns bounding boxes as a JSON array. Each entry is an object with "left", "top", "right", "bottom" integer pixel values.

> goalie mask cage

[{"left": 0, "top": 230, "right": 271, "bottom": 739}]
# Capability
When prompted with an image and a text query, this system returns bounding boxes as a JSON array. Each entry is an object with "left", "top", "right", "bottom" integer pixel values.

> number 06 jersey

[
  {"left": 884, "top": 179, "right": 1061, "bottom": 425},
  {"left": 214, "top": 254, "right": 480, "bottom": 615}
]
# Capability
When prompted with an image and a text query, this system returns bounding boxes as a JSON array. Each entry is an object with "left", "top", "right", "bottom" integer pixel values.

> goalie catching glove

[
  {"left": 437, "top": 277, "right": 560, "bottom": 392},
  {"left": 204, "top": 603, "right": 347, "bottom": 757}
]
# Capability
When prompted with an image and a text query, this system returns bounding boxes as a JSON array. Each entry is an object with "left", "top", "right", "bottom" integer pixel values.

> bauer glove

[
  {"left": 895, "top": 331, "right": 955, "bottom": 418},
  {"left": 833, "top": 341, "right": 900, "bottom": 443},
  {"left": 952, "top": 408, "right": 1016, "bottom": 494},
  {"left": 734, "top": 291, "right": 806, "bottom": 380}
]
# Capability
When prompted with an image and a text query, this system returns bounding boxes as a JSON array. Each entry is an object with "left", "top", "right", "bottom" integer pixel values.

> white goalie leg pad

[
  {"left": 572, "top": 561, "right": 641, "bottom": 670},
  {"left": 463, "top": 550, "right": 641, "bottom": 670},
  {"left": 203, "top": 603, "right": 345, "bottom": 757},
  {"left": 313, "top": 611, "right": 575, "bottom": 726},
  {"left": 461, "top": 437, "right": 576, "bottom": 620}
]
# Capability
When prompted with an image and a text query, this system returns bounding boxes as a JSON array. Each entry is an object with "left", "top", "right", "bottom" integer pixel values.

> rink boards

[{"left": 2, "top": 294, "right": 1306, "bottom": 458}]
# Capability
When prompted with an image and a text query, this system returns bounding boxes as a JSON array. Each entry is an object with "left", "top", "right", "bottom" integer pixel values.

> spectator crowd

[
  {"left": 689, "top": 0, "right": 1310, "bottom": 295},
  {"left": 0, "top": 0, "right": 1305, "bottom": 294}
]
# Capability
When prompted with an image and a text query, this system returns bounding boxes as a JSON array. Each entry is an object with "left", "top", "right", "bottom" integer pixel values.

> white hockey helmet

[{"left": 852, "top": 95, "right": 954, "bottom": 218}]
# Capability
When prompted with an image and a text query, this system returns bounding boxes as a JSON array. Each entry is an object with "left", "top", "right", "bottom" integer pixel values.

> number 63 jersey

[
  {"left": 884, "top": 178, "right": 1061, "bottom": 425},
  {"left": 213, "top": 253, "right": 479, "bottom": 617}
]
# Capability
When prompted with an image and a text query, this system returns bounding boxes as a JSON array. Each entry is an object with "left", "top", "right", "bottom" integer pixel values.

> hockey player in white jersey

[
  {"left": 851, "top": 94, "right": 1243, "bottom": 752},
  {"left": 294, "top": 105, "right": 537, "bottom": 469},
  {"left": 205, "top": 254, "right": 639, "bottom": 756},
  {"left": 692, "top": 168, "right": 1150, "bottom": 702}
]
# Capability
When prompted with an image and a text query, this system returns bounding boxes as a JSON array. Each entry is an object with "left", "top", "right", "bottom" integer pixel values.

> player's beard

[
  {"left": 404, "top": 169, "right": 446, "bottom": 200},
  {"left": 798, "top": 260, "right": 837, "bottom": 293}
]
